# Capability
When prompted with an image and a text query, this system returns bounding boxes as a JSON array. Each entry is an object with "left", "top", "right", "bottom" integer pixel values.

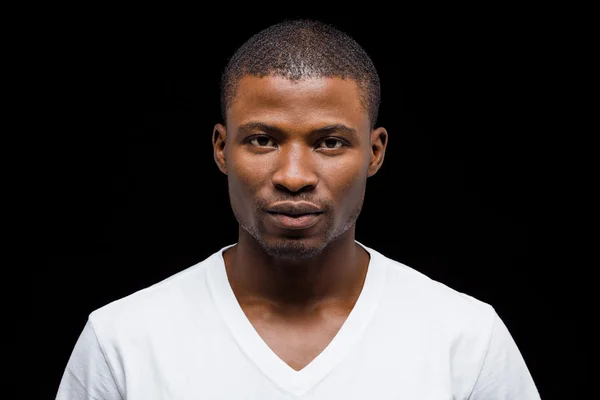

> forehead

[{"left": 227, "top": 75, "right": 369, "bottom": 130}]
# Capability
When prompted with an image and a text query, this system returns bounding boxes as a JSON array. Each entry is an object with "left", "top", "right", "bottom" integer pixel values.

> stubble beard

[{"left": 232, "top": 190, "right": 365, "bottom": 261}]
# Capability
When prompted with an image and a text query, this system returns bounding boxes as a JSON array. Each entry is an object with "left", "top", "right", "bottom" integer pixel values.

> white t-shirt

[{"left": 56, "top": 241, "right": 541, "bottom": 399}]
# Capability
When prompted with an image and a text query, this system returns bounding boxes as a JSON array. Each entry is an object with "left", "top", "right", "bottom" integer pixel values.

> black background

[{"left": 37, "top": 10, "right": 583, "bottom": 399}]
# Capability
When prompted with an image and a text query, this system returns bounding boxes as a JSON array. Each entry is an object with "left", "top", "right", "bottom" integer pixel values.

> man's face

[{"left": 214, "top": 75, "right": 386, "bottom": 260}]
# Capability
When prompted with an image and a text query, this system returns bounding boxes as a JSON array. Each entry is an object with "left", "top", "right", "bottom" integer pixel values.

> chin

[
  {"left": 253, "top": 227, "right": 332, "bottom": 260},
  {"left": 259, "top": 237, "right": 326, "bottom": 260}
]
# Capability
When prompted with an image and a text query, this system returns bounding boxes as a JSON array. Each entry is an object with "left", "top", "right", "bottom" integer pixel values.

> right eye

[{"left": 248, "top": 135, "right": 276, "bottom": 147}]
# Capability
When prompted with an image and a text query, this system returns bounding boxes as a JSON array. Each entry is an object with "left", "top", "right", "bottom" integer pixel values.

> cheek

[
  {"left": 324, "top": 155, "right": 369, "bottom": 196},
  {"left": 227, "top": 153, "right": 271, "bottom": 212},
  {"left": 230, "top": 158, "right": 270, "bottom": 192}
]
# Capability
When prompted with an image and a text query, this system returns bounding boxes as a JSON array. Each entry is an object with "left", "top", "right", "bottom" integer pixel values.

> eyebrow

[{"left": 237, "top": 122, "right": 359, "bottom": 138}]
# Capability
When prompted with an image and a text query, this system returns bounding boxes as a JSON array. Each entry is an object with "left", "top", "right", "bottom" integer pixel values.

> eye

[
  {"left": 248, "top": 135, "right": 276, "bottom": 147},
  {"left": 318, "top": 138, "right": 346, "bottom": 150}
]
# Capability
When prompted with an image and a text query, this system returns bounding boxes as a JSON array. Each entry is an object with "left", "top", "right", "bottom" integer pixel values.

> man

[{"left": 56, "top": 19, "right": 541, "bottom": 399}]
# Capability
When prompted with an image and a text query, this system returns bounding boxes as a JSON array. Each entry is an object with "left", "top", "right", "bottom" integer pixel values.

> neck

[{"left": 223, "top": 227, "right": 370, "bottom": 315}]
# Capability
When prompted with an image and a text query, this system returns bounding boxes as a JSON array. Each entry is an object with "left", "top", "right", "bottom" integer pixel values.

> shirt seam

[
  {"left": 89, "top": 316, "right": 125, "bottom": 400},
  {"left": 466, "top": 307, "right": 497, "bottom": 400}
]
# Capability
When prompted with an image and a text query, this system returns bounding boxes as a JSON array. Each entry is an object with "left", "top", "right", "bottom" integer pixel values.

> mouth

[{"left": 266, "top": 211, "right": 323, "bottom": 230}]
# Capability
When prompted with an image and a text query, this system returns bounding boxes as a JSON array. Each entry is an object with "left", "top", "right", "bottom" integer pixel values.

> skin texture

[{"left": 212, "top": 75, "right": 388, "bottom": 370}]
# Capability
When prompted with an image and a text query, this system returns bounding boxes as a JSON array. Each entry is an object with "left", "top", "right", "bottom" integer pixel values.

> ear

[
  {"left": 367, "top": 127, "right": 388, "bottom": 177},
  {"left": 213, "top": 123, "right": 228, "bottom": 175}
]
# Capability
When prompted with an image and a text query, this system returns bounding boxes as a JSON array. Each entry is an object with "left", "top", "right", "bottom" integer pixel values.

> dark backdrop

[{"left": 38, "top": 11, "right": 579, "bottom": 399}]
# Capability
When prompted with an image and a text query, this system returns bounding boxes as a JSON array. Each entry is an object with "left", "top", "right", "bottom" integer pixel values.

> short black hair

[{"left": 220, "top": 19, "right": 381, "bottom": 129}]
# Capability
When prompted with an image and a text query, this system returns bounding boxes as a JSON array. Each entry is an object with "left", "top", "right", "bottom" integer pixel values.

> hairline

[{"left": 223, "top": 72, "right": 375, "bottom": 129}]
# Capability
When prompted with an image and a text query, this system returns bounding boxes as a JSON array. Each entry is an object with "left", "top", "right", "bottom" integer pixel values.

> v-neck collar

[{"left": 206, "top": 240, "right": 386, "bottom": 396}]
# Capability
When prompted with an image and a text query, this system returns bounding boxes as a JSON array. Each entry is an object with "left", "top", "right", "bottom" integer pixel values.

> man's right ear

[{"left": 213, "top": 123, "right": 228, "bottom": 175}]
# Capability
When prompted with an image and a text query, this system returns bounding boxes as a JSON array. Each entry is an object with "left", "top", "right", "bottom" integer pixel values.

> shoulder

[
  {"left": 87, "top": 246, "right": 224, "bottom": 341},
  {"left": 365, "top": 243, "right": 497, "bottom": 336},
  {"left": 365, "top": 244, "right": 510, "bottom": 396}
]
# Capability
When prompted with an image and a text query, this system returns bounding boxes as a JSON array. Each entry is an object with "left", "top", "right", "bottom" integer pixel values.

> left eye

[
  {"left": 319, "top": 138, "right": 344, "bottom": 149},
  {"left": 249, "top": 136, "right": 275, "bottom": 147}
]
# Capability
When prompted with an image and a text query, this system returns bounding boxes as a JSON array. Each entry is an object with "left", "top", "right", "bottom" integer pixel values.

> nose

[{"left": 271, "top": 143, "right": 318, "bottom": 193}]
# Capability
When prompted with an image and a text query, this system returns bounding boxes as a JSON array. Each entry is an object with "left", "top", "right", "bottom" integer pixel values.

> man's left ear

[{"left": 368, "top": 127, "right": 388, "bottom": 177}]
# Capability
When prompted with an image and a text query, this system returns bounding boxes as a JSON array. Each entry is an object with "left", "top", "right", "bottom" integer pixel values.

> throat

[{"left": 224, "top": 239, "right": 370, "bottom": 314}]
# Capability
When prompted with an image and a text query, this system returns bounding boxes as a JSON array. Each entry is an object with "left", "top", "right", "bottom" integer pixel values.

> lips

[
  {"left": 267, "top": 211, "right": 323, "bottom": 230},
  {"left": 265, "top": 202, "right": 324, "bottom": 230},
  {"left": 266, "top": 201, "right": 324, "bottom": 216}
]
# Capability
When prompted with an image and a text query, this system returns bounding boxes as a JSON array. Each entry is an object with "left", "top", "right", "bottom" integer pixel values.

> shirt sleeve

[
  {"left": 469, "top": 311, "right": 541, "bottom": 399},
  {"left": 56, "top": 318, "right": 123, "bottom": 400}
]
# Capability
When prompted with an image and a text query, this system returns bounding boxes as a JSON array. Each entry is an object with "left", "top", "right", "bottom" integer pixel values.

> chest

[{"left": 245, "top": 307, "right": 350, "bottom": 371}]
